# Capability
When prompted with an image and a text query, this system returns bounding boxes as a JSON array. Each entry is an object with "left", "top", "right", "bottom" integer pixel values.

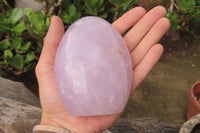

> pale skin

[{"left": 35, "top": 6, "right": 170, "bottom": 133}]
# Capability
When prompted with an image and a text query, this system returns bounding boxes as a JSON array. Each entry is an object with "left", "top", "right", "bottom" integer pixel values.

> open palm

[{"left": 36, "top": 6, "right": 170, "bottom": 133}]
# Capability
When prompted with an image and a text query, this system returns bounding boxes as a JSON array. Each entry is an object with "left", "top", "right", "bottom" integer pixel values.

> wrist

[
  {"left": 38, "top": 112, "right": 76, "bottom": 133},
  {"left": 39, "top": 111, "right": 113, "bottom": 133},
  {"left": 40, "top": 112, "right": 72, "bottom": 131}
]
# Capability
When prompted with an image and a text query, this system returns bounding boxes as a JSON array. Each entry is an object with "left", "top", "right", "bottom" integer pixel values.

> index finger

[{"left": 112, "top": 7, "right": 146, "bottom": 35}]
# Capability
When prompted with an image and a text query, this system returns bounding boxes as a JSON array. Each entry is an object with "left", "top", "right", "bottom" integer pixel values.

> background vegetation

[
  {"left": 0, "top": 0, "right": 199, "bottom": 75},
  {"left": 167, "top": 0, "right": 200, "bottom": 36}
]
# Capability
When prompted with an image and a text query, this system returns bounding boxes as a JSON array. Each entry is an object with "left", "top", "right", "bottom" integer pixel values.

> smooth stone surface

[{"left": 54, "top": 16, "right": 132, "bottom": 116}]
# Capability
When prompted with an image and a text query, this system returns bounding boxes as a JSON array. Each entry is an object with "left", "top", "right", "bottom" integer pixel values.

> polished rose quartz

[{"left": 54, "top": 16, "right": 132, "bottom": 116}]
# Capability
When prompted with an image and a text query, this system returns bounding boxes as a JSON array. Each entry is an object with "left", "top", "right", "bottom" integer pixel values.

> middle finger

[{"left": 123, "top": 6, "right": 167, "bottom": 52}]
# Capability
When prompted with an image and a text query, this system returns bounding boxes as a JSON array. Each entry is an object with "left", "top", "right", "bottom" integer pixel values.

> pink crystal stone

[{"left": 54, "top": 16, "right": 132, "bottom": 116}]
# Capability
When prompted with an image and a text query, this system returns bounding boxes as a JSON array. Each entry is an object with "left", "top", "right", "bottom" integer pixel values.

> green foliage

[
  {"left": 167, "top": 0, "right": 200, "bottom": 35},
  {"left": 0, "top": 8, "right": 50, "bottom": 74},
  {"left": 24, "top": 8, "right": 50, "bottom": 36},
  {"left": 166, "top": 9, "right": 180, "bottom": 30},
  {"left": 84, "top": 0, "right": 107, "bottom": 18},
  {"left": 109, "top": 0, "right": 137, "bottom": 17},
  {"left": 0, "top": 0, "right": 137, "bottom": 74},
  {"left": 60, "top": 0, "right": 110, "bottom": 24},
  {"left": 9, "top": 54, "right": 24, "bottom": 70},
  {"left": 0, "top": 8, "right": 25, "bottom": 34},
  {"left": 0, "top": 0, "right": 10, "bottom": 7},
  {"left": 179, "top": 0, "right": 196, "bottom": 12},
  {"left": 25, "top": 51, "right": 35, "bottom": 63},
  {"left": 60, "top": 0, "right": 136, "bottom": 24},
  {"left": 61, "top": 4, "right": 81, "bottom": 24}
]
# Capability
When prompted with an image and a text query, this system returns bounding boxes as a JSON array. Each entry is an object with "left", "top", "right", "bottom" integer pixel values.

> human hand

[{"left": 35, "top": 6, "right": 170, "bottom": 133}]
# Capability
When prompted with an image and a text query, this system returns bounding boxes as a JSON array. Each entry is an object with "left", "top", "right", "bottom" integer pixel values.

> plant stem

[
  {"left": 113, "top": 5, "right": 119, "bottom": 22},
  {"left": 3, "top": 0, "right": 11, "bottom": 8},
  {"left": 170, "top": 0, "right": 178, "bottom": 12},
  {"left": 43, "top": 1, "right": 48, "bottom": 15},
  {"left": 170, "top": 0, "right": 174, "bottom": 12},
  {"left": 48, "top": 0, "right": 63, "bottom": 15},
  {"left": 58, "top": 5, "right": 62, "bottom": 16}
]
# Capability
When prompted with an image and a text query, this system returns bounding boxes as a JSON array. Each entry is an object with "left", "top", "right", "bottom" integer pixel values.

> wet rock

[
  {"left": 0, "top": 76, "right": 41, "bottom": 132},
  {"left": 15, "top": 0, "right": 44, "bottom": 11},
  {"left": 109, "top": 118, "right": 181, "bottom": 133},
  {"left": 0, "top": 76, "right": 40, "bottom": 107},
  {"left": 0, "top": 97, "right": 41, "bottom": 133}
]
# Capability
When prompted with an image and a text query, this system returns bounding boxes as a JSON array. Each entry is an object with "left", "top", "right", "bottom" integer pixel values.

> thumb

[
  {"left": 35, "top": 16, "right": 66, "bottom": 113},
  {"left": 36, "top": 16, "right": 64, "bottom": 77}
]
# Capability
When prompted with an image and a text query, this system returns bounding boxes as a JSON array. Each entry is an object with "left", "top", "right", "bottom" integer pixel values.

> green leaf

[
  {"left": 24, "top": 8, "right": 34, "bottom": 17},
  {"left": 99, "top": 13, "right": 108, "bottom": 18},
  {"left": 11, "top": 37, "right": 23, "bottom": 49},
  {"left": 26, "top": 24, "right": 38, "bottom": 36},
  {"left": 19, "top": 41, "right": 31, "bottom": 53},
  {"left": 4, "top": 49, "right": 13, "bottom": 62},
  {"left": 179, "top": 0, "right": 196, "bottom": 11},
  {"left": 85, "top": 0, "right": 97, "bottom": 7},
  {"left": 166, "top": 9, "right": 180, "bottom": 30},
  {"left": 37, "top": 38, "right": 43, "bottom": 52},
  {"left": 109, "top": 0, "right": 136, "bottom": 17},
  {"left": 85, "top": 0, "right": 104, "bottom": 9},
  {"left": 6, "top": 40, "right": 12, "bottom": 48},
  {"left": 99, "top": 6, "right": 105, "bottom": 12},
  {"left": 7, "top": 41, "right": 15, "bottom": 49},
  {"left": 0, "top": 21, "right": 11, "bottom": 33},
  {"left": 9, "top": 54, "right": 24, "bottom": 70},
  {"left": 109, "top": 0, "right": 131, "bottom": 6},
  {"left": 85, "top": 3, "right": 98, "bottom": 15},
  {"left": 6, "top": 8, "right": 23, "bottom": 25},
  {"left": 96, "top": 0, "right": 104, "bottom": 9},
  {"left": 61, "top": 5, "right": 81, "bottom": 24},
  {"left": 73, "top": 12, "right": 81, "bottom": 22},
  {"left": 12, "top": 21, "right": 26, "bottom": 35},
  {"left": 0, "top": 40, "right": 9, "bottom": 50},
  {"left": 63, "top": 0, "right": 71, "bottom": 8},
  {"left": 45, "top": 16, "right": 51, "bottom": 27},
  {"left": 2, "top": 0, "right": 10, "bottom": 6},
  {"left": 27, "top": 11, "right": 48, "bottom": 35},
  {"left": 69, "top": 4, "right": 76, "bottom": 17},
  {"left": 120, "top": 0, "right": 135, "bottom": 9},
  {"left": 29, "top": 13, "right": 44, "bottom": 27},
  {"left": 74, "top": 0, "right": 85, "bottom": 11},
  {"left": 0, "top": 13, "right": 4, "bottom": 20},
  {"left": 61, "top": 11, "right": 71, "bottom": 24},
  {"left": 25, "top": 51, "right": 35, "bottom": 63},
  {"left": 23, "top": 62, "right": 36, "bottom": 72},
  {"left": 35, "top": 10, "right": 44, "bottom": 16}
]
